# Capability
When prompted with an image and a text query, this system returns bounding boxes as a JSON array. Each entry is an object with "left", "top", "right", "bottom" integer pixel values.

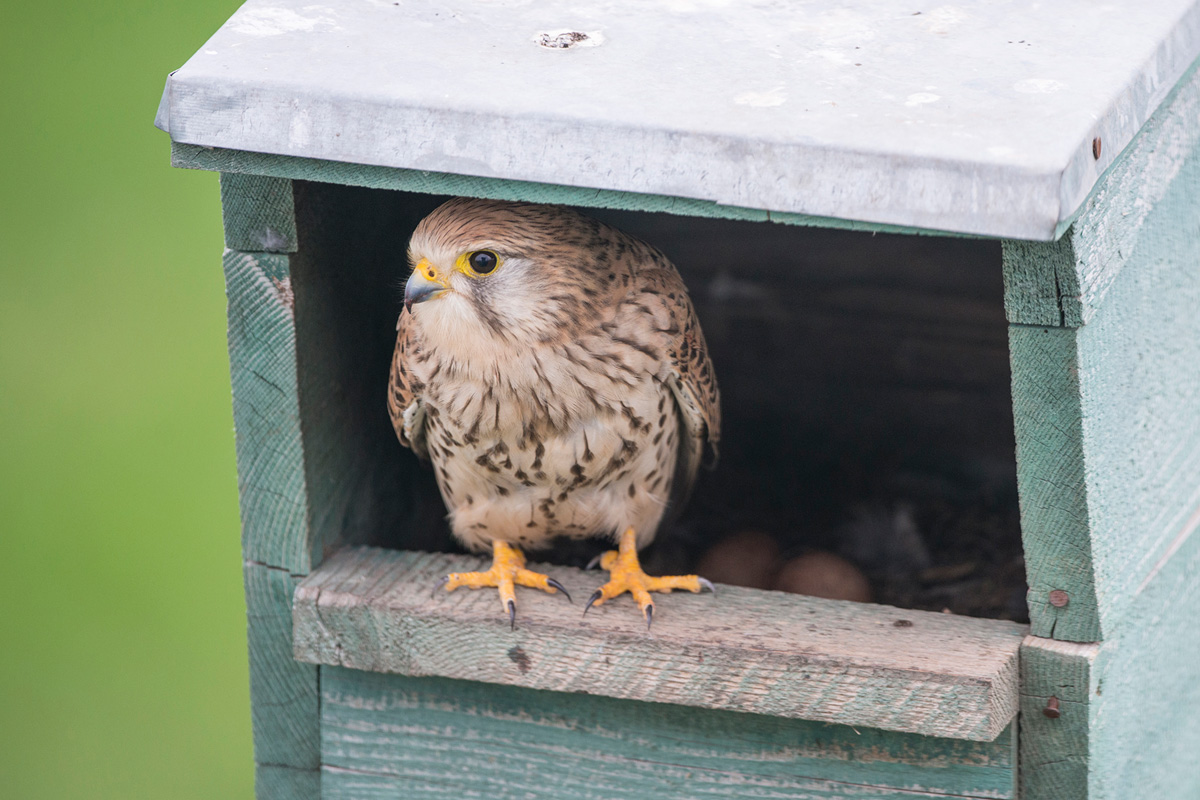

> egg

[
  {"left": 695, "top": 530, "right": 781, "bottom": 590},
  {"left": 774, "top": 552, "right": 873, "bottom": 603}
]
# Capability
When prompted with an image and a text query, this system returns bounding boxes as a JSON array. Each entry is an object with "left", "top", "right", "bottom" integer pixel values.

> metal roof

[{"left": 157, "top": 0, "right": 1200, "bottom": 239}]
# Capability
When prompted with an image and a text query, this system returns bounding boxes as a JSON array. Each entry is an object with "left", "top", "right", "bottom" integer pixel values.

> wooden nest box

[{"left": 157, "top": 2, "right": 1200, "bottom": 798}]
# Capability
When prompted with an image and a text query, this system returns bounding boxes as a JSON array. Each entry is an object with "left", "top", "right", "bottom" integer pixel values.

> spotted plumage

[{"left": 389, "top": 198, "right": 719, "bottom": 620}]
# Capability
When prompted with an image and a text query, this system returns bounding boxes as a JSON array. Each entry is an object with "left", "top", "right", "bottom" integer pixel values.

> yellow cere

[{"left": 414, "top": 257, "right": 449, "bottom": 287}]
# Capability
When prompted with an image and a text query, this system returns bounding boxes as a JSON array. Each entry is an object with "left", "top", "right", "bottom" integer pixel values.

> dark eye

[{"left": 468, "top": 250, "right": 498, "bottom": 275}]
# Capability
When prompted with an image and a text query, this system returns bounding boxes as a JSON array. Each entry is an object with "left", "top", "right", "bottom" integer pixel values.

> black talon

[
  {"left": 546, "top": 578, "right": 573, "bottom": 604},
  {"left": 644, "top": 604, "right": 654, "bottom": 631},
  {"left": 583, "top": 589, "right": 603, "bottom": 616},
  {"left": 508, "top": 599, "right": 516, "bottom": 631},
  {"left": 432, "top": 575, "right": 450, "bottom": 599}
]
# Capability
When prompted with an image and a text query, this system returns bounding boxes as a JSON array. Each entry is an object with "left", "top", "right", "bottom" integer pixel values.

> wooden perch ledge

[{"left": 293, "top": 546, "right": 1026, "bottom": 741}]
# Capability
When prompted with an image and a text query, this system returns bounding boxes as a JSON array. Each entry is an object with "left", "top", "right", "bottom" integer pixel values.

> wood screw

[
  {"left": 1043, "top": 696, "right": 1061, "bottom": 719},
  {"left": 1092, "top": 137, "right": 1102, "bottom": 159},
  {"left": 1049, "top": 589, "right": 1070, "bottom": 608}
]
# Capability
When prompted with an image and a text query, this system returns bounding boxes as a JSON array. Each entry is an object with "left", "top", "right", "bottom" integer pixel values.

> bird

[{"left": 388, "top": 198, "right": 720, "bottom": 628}]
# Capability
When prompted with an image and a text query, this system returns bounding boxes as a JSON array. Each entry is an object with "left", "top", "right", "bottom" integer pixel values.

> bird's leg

[
  {"left": 585, "top": 527, "right": 714, "bottom": 628},
  {"left": 436, "top": 540, "right": 571, "bottom": 629}
]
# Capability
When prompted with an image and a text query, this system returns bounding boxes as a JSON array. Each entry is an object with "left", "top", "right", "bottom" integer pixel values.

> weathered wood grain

[
  {"left": 1003, "top": 58, "right": 1200, "bottom": 327},
  {"left": 221, "top": 173, "right": 298, "bottom": 253},
  {"left": 225, "top": 248, "right": 312, "bottom": 574},
  {"left": 1084, "top": 510, "right": 1200, "bottom": 800},
  {"left": 1072, "top": 136, "right": 1200, "bottom": 642},
  {"left": 1007, "top": 325, "right": 1100, "bottom": 643},
  {"left": 245, "top": 563, "right": 319, "bottom": 772},
  {"left": 223, "top": 173, "right": 320, "bottom": 800},
  {"left": 294, "top": 547, "right": 1025, "bottom": 741},
  {"left": 1020, "top": 509, "right": 1200, "bottom": 800},
  {"left": 1006, "top": 121, "right": 1200, "bottom": 642},
  {"left": 1002, "top": 237, "right": 1075, "bottom": 328},
  {"left": 1019, "top": 636, "right": 1099, "bottom": 800},
  {"left": 255, "top": 765, "right": 321, "bottom": 800},
  {"left": 319, "top": 666, "right": 1016, "bottom": 800}
]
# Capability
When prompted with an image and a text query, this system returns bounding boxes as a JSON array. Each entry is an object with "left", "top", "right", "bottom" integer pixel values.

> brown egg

[
  {"left": 695, "top": 530, "right": 781, "bottom": 590},
  {"left": 774, "top": 552, "right": 873, "bottom": 603}
]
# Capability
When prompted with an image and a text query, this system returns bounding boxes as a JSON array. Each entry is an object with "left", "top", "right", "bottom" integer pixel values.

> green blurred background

[{"left": 1, "top": 2, "right": 257, "bottom": 797}]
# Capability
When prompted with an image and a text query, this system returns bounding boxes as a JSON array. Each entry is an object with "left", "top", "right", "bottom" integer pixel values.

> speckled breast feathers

[{"left": 388, "top": 199, "right": 719, "bottom": 553}]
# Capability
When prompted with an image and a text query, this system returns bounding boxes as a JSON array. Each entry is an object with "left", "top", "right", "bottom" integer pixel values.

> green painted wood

[
  {"left": 318, "top": 666, "right": 1016, "bottom": 800},
  {"left": 245, "top": 563, "right": 319, "bottom": 774},
  {"left": 1072, "top": 135, "right": 1200, "bottom": 642},
  {"left": 1005, "top": 57, "right": 1200, "bottom": 327},
  {"left": 1002, "top": 237, "right": 1077, "bottom": 327},
  {"left": 220, "top": 173, "right": 298, "bottom": 253},
  {"left": 1021, "top": 511, "right": 1200, "bottom": 800},
  {"left": 1086, "top": 506, "right": 1200, "bottom": 800},
  {"left": 1007, "top": 325, "right": 1101, "bottom": 642},
  {"left": 1006, "top": 117, "right": 1200, "bottom": 643},
  {"left": 223, "top": 174, "right": 320, "bottom": 799},
  {"left": 174, "top": 142, "right": 975, "bottom": 239},
  {"left": 225, "top": 248, "right": 312, "bottom": 573},
  {"left": 294, "top": 547, "right": 1025, "bottom": 741},
  {"left": 255, "top": 765, "right": 322, "bottom": 800},
  {"left": 1018, "top": 636, "right": 1099, "bottom": 800}
]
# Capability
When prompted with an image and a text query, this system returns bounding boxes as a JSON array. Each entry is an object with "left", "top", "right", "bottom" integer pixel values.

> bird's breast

[{"left": 422, "top": 370, "right": 679, "bottom": 550}]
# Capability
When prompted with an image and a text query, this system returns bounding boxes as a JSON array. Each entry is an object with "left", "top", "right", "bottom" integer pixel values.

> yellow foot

[
  {"left": 435, "top": 540, "right": 571, "bottom": 629},
  {"left": 584, "top": 527, "right": 715, "bottom": 629}
]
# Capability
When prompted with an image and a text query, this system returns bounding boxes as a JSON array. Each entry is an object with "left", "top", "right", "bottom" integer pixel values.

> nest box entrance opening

[{"left": 289, "top": 180, "right": 1025, "bottom": 624}]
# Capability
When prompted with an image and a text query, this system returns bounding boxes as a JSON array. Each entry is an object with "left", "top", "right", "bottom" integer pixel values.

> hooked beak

[{"left": 404, "top": 258, "right": 451, "bottom": 312}]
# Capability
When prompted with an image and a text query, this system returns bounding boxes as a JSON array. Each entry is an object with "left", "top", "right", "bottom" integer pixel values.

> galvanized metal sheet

[{"left": 156, "top": 0, "right": 1200, "bottom": 239}]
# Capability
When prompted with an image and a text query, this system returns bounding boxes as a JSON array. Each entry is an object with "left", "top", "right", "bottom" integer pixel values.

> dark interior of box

[{"left": 290, "top": 181, "right": 1027, "bottom": 622}]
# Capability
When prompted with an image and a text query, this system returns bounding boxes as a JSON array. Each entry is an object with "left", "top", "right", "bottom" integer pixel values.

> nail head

[{"left": 1049, "top": 589, "right": 1070, "bottom": 608}]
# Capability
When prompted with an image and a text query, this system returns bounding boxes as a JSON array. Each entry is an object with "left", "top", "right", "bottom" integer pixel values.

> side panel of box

[
  {"left": 1086, "top": 514, "right": 1200, "bottom": 799},
  {"left": 223, "top": 174, "right": 321, "bottom": 799},
  {"left": 1021, "top": 520, "right": 1200, "bottom": 800},
  {"left": 1014, "top": 67, "right": 1200, "bottom": 799},
  {"left": 1003, "top": 60, "right": 1200, "bottom": 643},
  {"left": 317, "top": 666, "right": 1016, "bottom": 800}
]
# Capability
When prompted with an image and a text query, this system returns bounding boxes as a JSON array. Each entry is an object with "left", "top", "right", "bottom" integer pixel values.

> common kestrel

[{"left": 388, "top": 198, "right": 720, "bottom": 627}]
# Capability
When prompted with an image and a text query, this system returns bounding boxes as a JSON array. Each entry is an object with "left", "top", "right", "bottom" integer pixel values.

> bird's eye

[{"left": 467, "top": 250, "right": 499, "bottom": 276}]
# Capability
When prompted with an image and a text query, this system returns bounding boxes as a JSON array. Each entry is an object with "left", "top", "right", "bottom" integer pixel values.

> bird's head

[{"left": 404, "top": 198, "right": 602, "bottom": 350}]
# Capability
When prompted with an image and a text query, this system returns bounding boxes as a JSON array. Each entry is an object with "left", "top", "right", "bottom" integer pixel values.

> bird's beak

[{"left": 405, "top": 258, "right": 451, "bottom": 312}]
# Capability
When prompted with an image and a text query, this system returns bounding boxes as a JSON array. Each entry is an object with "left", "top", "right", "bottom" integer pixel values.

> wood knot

[{"left": 507, "top": 645, "right": 531, "bottom": 673}]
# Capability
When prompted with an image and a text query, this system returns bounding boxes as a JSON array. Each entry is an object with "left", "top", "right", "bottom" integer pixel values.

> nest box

[{"left": 157, "top": 1, "right": 1200, "bottom": 798}]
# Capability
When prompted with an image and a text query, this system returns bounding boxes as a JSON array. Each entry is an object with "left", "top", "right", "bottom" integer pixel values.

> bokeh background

[{"left": 1, "top": 3, "right": 256, "bottom": 797}]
